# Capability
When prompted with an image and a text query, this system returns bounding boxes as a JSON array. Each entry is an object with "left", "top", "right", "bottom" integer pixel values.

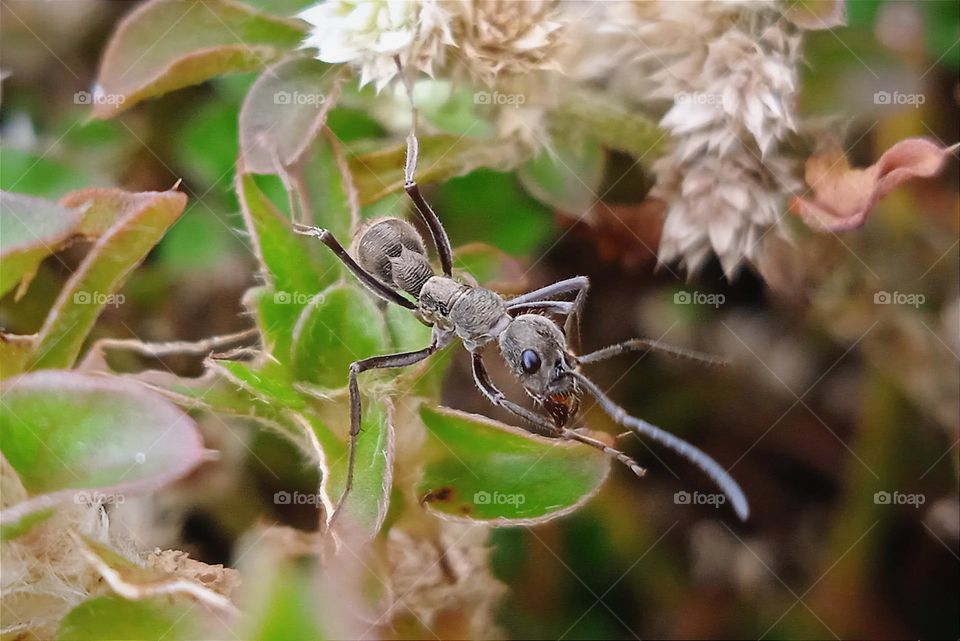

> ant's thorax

[{"left": 418, "top": 276, "right": 511, "bottom": 351}]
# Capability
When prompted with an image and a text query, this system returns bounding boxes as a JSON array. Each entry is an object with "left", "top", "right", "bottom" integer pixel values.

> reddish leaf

[{"left": 793, "top": 138, "right": 958, "bottom": 232}]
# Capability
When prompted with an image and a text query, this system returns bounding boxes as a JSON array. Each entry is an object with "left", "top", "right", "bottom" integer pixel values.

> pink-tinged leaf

[
  {"left": 0, "top": 371, "right": 205, "bottom": 530},
  {"left": 93, "top": 0, "right": 306, "bottom": 118},
  {"left": 793, "top": 138, "right": 959, "bottom": 232},
  {"left": 239, "top": 57, "right": 345, "bottom": 174},
  {"left": 786, "top": 0, "right": 847, "bottom": 30},
  {"left": 28, "top": 188, "right": 187, "bottom": 370},
  {"left": 0, "top": 191, "right": 86, "bottom": 299}
]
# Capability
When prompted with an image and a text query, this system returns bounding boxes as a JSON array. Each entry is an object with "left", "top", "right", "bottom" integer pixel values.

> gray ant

[{"left": 293, "top": 61, "right": 749, "bottom": 526}]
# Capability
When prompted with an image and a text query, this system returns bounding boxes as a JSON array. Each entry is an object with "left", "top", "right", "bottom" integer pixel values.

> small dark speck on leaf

[{"left": 420, "top": 486, "right": 454, "bottom": 505}]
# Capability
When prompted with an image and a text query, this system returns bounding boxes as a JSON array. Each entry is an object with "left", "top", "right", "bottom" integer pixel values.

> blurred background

[{"left": 1, "top": 1, "right": 957, "bottom": 638}]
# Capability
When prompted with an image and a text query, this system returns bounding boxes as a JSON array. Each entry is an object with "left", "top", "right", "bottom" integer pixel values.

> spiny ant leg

[
  {"left": 507, "top": 300, "right": 575, "bottom": 317},
  {"left": 293, "top": 224, "right": 415, "bottom": 310},
  {"left": 576, "top": 338, "right": 727, "bottom": 367},
  {"left": 470, "top": 351, "right": 646, "bottom": 478},
  {"left": 393, "top": 56, "right": 454, "bottom": 277},
  {"left": 507, "top": 276, "right": 590, "bottom": 352},
  {"left": 506, "top": 276, "right": 590, "bottom": 308},
  {"left": 570, "top": 370, "right": 749, "bottom": 520},
  {"left": 330, "top": 343, "right": 437, "bottom": 531}
]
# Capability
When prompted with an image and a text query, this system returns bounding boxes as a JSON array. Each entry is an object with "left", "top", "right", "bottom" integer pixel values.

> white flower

[{"left": 299, "top": 0, "right": 454, "bottom": 91}]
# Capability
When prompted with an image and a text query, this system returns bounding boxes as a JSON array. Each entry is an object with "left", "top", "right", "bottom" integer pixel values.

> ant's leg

[
  {"left": 393, "top": 56, "right": 454, "bottom": 277},
  {"left": 506, "top": 276, "right": 589, "bottom": 351},
  {"left": 576, "top": 338, "right": 727, "bottom": 367},
  {"left": 470, "top": 351, "right": 646, "bottom": 477},
  {"left": 506, "top": 300, "right": 575, "bottom": 317},
  {"left": 293, "top": 224, "right": 416, "bottom": 310},
  {"left": 506, "top": 276, "right": 590, "bottom": 308},
  {"left": 403, "top": 133, "right": 454, "bottom": 277},
  {"left": 328, "top": 342, "right": 438, "bottom": 531}
]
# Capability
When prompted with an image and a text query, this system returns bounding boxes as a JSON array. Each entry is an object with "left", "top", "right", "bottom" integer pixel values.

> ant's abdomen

[{"left": 356, "top": 218, "right": 433, "bottom": 296}]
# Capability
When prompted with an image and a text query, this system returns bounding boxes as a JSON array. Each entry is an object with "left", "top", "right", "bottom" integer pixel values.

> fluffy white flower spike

[{"left": 299, "top": 0, "right": 454, "bottom": 92}]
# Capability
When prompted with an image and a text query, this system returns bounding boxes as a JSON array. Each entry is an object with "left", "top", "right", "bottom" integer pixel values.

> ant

[{"left": 293, "top": 61, "right": 748, "bottom": 527}]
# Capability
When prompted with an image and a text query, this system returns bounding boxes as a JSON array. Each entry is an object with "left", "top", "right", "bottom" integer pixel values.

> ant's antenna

[{"left": 571, "top": 370, "right": 749, "bottom": 520}]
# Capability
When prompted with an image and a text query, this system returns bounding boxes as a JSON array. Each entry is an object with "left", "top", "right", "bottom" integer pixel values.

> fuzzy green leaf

[
  {"left": 239, "top": 56, "right": 343, "bottom": 174},
  {"left": 417, "top": 406, "right": 610, "bottom": 524},
  {"left": 237, "top": 172, "right": 334, "bottom": 296},
  {"left": 303, "top": 397, "right": 393, "bottom": 538},
  {"left": 0, "top": 371, "right": 204, "bottom": 530},
  {"left": 93, "top": 0, "right": 305, "bottom": 118},
  {"left": 28, "top": 188, "right": 187, "bottom": 370},
  {"left": 290, "top": 284, "right": 390, "bottom": 389},
  {"left": 0, "top": 191, "right": 85, "bottom": 299},
  {"left": 57, "top": 596, "right": 204, "bottom": 641}
]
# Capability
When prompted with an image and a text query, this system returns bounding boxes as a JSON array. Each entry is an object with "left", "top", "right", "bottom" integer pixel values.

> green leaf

[
  {"left": 239, "top": 56, "right": 343, "bottom": 174},
  {"left": 297, "top": 133, "right": 355, "bottom": 240},
  {"left": 93, "top": 0, "right": 306, "bottom": 118},
  {"left": 0, "top": 333, "right": 35, "bottom": 382},
  {"left": 28, "top": 188, "right": 187, "bottom": 370},
  {"left": 417, "top": 406, "right": 610, "bottom": 524},
  {"left": 384, "top": 304, "right": 432, "bottom": 353},
  {"left": 0, "top": 191, "right": 85, "bottom": 299},
  {"left": 519, "top": 135, "right": 606, "bottom": 218},
  {"left": 552, "top": 87, "right": 664, "bottom": 163},
  {"left": 236, "top": 172, "right": 335, "bottom": 294},
  {"left": 435, "top": 169, "right": 553, "bottom": 256},
  {"left": 212, "top": 359, "right": 305, "bottom": 409},
  {"left": 243, "top": 562, "right": 327, "bottom": 641},
  {"left": 349, "top": 134, "right": 524, "bottom": 205},
  {"left": 0, "top": 371, "right": 204, "bottom": 530},
  {"left": 304, "top": 397, "right": 393, "bottom": 537},
  {"left": 290, "top": 284, "right": 390, "bottom": 389},
  {"left": 244, "top": 285, "right": 302, "bottom": 365},
  {"left": 58, "top": 596, "right": 203, "bottom": 641},
  {"left": 452, "top": 243, "right": 528, "bottom": 293},
  {"left": 0, "top": 148, "right": 91, "bottom": 198}
]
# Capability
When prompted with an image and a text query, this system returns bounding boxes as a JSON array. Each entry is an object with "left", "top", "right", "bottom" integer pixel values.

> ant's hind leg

[
  {"left": 327, "top": 343, "right": 437, "bottom": 532},
  {"left": 293, "top": 224, "right": 416, "bottom": 310}
]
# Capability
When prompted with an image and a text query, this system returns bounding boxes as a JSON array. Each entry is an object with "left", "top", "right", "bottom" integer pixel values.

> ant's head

[{"left": 499, "top": 314, "right": 580, "bottom": 427}]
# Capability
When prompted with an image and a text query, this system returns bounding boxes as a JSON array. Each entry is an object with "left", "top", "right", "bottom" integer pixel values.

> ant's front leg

[{"left": 469, "top": 351, "right": 646, "bottom": 478}]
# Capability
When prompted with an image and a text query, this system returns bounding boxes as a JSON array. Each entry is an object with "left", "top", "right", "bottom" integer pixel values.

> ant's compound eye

[{"left": 521, "top": 349, "right": 541, "bottom": 374}]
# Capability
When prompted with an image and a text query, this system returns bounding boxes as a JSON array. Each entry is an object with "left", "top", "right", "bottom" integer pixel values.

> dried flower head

[
  {"left": 653, "top": 146, "right": 800, "bottom": 276},
  {"left": 447, "top": 0, "right": 567, "bottom": 86}
]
